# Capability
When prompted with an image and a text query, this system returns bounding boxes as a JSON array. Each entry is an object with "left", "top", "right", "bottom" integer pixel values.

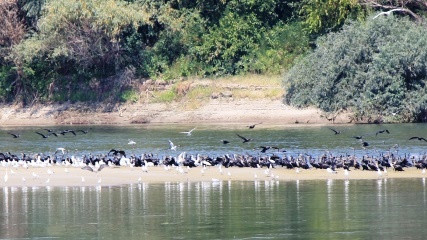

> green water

[
  {"left": 0, "top": 124, "right": 426, "bottom": 157},
  {"left": 1, "top": 124, "right": 426, "bottom": 239},
  {"left": 1, "top": 179, "right": 427, "bottom": 239}
]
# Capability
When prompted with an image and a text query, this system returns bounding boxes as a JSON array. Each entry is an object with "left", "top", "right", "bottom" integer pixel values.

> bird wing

[
  {"left": 409, "top": 137, "right": 419, "bottom": 140},
  {"left": 35, "top": 132, "right": 47, "bottom": 138},
  {"left": 108, "top": 149, "right": 117, "bottom": 155},
  {"left": 49, "top": 132, "right": 58, "bottom": 137},
  {"left": 329, "top": 128, "right": 338, "bottom": 134},
  {"left": 168, "top": 140, "right": 175, "bottom": 148},
  {"left": 119, "top": 150, "right": 126, "bottom": 157},
  {"left": 421, "top": 137, "right": 427, "bottom": 142},
  {"left": 8, "top": 133, "right": 18, "bottom": 138},
  {"left": 69, "top": 130, "right": 76, "bottom": 136},
  {"left": 236, "top": 134, "right": 248, "bottom": 141}
]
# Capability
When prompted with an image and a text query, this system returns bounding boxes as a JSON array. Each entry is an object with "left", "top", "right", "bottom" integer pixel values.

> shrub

[
  {"left": 120, "top": 89, "right": 140, "bottom": 103},
  {"left": 284, "top": 16, "right": 427, "bottom": 122}
]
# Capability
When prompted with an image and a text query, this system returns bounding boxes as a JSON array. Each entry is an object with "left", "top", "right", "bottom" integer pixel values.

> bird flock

[{"left": 1, "top": 124, "right": 427, "bottom": 185}]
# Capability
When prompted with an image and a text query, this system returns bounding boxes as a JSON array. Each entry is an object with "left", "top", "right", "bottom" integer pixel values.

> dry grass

[
  {"left": 213, "top": 74, "right": 282, "bottom": 87},
  {"left": 147, "top": 74, "right": 283, "bottom": 109}
]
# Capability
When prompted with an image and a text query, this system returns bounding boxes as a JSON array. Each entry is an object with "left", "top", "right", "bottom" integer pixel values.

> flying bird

[
  {"left": 361, "top": 140, "right": 369, "bottom": 148},
  {"left": 108, "top": 149, "right": 126, "bottom": 157},
  {"left": 35, "top": 132, "right": 49, "bottom": 138},
  {"left": 409, "top": 137, "right": 427, "bottom": 142},
  {"left": 236, "top": 133, "right": 252, "bottom": 143},
  {"left": 7, "top": 132, "right": 20, "bottom": 138},
  {"left": 60, "top": 130, "right": 76, "bottom": 136},
  {"left": 180, "top": 127, "right": 196, "bottom": 136},
  {"left": 352, "top": 136, "right": 363, "bottom": 140},
  {"left": 272, "top": 146, "right": 287, "bottom": 152},
  {"left": 376, "top": 129, "right": 390, "bottom": 136},
  {"left": 55, "top": 148, "right": 67, "bottom": 155},
  {"left": 259, "top": 146, "right": 271, "bottom": 153},
  {"left": 49, "top": 132, "right": 58, "bottom": 137},
  {"left": 247, "top": 122, "right": 262, "bottom": 129},
  {"left": 329, "top": 128, "right": 341, "bottom": 135},
  {"left": 168, "top": 140, "right": 177, "bottom": 151},
  {"left": 373, "top": 8, "right": 406, "bottom": 19}
]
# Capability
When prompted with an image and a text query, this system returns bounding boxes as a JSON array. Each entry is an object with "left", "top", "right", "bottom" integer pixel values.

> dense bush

[{"left": 284, "top": 16, "right": 427, "bottom": 122}]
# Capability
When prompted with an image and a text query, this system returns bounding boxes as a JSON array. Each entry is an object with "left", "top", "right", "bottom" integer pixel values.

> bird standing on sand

[{"left": 180, "top": 127, "right": 197, "bottom": 136}]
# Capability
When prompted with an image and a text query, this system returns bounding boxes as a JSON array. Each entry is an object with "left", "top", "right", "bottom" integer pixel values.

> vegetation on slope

[{"left": 0, "top": 0, "right": 426, "bottom": 122}]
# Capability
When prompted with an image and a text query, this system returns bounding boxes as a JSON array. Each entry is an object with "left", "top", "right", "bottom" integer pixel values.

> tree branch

[{"left": 360, "top": 0, "right": 423, "bottom": 22}]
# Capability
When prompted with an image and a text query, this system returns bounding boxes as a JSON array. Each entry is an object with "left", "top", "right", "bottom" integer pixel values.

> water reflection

[{"left": 2, "top": 180, "right": 427, "bottom": 239}]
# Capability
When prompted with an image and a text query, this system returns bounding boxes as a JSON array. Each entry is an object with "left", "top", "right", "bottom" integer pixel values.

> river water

[
  {"left": 1, "top": 124, "right": 426, "bottom": 239},
  {"left": 2, "top": 179, "right": 427, "bottom": 239},
  {"left": 0, "top": 124, "right": 426, "bottom": 157}
]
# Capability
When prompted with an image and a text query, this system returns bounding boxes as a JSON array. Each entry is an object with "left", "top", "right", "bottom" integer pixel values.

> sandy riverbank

[
  {"left": 0, "top": 100, "right": 350, "bottom": 127},
  {"left": 1, "top": 166, "right": 425, "bottom": 187}
]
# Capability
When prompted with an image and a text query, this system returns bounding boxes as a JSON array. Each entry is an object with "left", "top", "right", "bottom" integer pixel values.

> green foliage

[
  {"left": 14, "top": 0, "right": 147, "bottom": 74},
  {"left": 299, "top": 0, "right": 365, "bottom": 34},
  {"left": 239, "top": 22, "right": 310, "bottom": 74},
  {"left": 153, "top": 89, "right": 177, "bottom": 103},
  {"left": 120, "top": 89, "right": 140, "bottom": 103},
  {"left": 285, "top": 16, "right": 427, "bottom": 122},
  {"left": 194, "top": 11, "right": 264, "bottom": 75}
]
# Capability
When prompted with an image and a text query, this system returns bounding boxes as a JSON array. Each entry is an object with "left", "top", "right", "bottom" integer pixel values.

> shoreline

[{"left": 1, "top": 166, "right": 426, "bottom": 187}]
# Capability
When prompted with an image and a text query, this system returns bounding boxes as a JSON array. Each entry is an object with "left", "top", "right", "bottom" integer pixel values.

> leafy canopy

[{"left": 284, "top": 15, "right": 427, "bottom": 122}]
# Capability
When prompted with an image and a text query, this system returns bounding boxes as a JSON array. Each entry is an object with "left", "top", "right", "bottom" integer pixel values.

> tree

[
  {"left": 299, "top": 0, "right": 365, "bottom": 34},
  {"left": 284, "top": 16, "right": 427, "bottom": 122},
  {"left": 0, "top": 0, "right": 25, "bottom": 60}
]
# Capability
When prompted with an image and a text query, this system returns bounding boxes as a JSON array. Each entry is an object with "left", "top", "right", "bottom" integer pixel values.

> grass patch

[
  {"left": 185, "top": 86, "right": 214, "bottom": 100},
  {"left": 152, "top": 89, "right": 177, "bottom": 103},
  {"left": 214, "top": 74, "right": 282, "bottom": 87},
  {"left": 181, "top": 85, "right": 214, "bottom": 109},
  {"left": 120, "top": 89, "right": 140, "bottom": 103}
]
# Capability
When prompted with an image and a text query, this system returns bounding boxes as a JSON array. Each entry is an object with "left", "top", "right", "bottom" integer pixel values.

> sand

[
  {"left": 0, "top": 99, "right": 349, "bottom": 126},
  {"left": 1, "top": 166, "right": 425, "bottom": 187}
]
